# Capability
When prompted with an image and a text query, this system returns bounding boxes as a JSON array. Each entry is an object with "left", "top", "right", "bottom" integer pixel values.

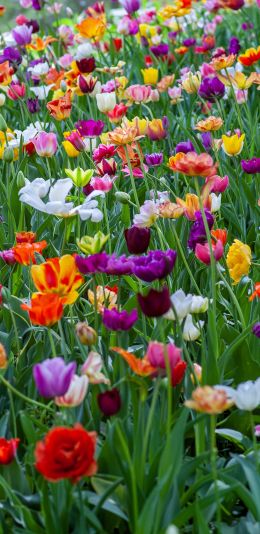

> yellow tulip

[
  {"left": 222, "top": 133, "right": 245, "bottom": 156},
  {"left": 141, "top": 68, "right": 159, "bottom": 85}
]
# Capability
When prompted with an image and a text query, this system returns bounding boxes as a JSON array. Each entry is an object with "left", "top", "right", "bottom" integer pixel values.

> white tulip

[
  {"left": 183, "top": 314, "right": 204, "bottom": 341},
  {"left": 217, "top": 380, "right": 260, "bottom": 411},
  {"left": 74, "top": 43, "right": 94, "bottom": 60},
  {"left": 55, "top": 375, "right": 89, "bottom": 407},
  {"left": 190, "top": 295, "right": 209, "bottom": 314},
  {"left": 170, "top": 289, "right": 193, "bottom": 321},
  {"left": 210, "top": 193, "right": 221, "bottom": 212},
  {"left": 96, "top": 92, "right": 116, "bottom": 113}
]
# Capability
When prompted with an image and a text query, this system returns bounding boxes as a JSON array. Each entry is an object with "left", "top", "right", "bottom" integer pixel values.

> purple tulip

[
  {"left": 132, "top": 250, "right": 177, "bottom": 282},
  {"left": 0, "top": 249, "right": 16, "bottom": 265},
  {"left": 27, "top": 98, "right": 40, "bottom": 114},
  {"left": 75, "top": 252, "right": 108, "bottom": 274},
  {"left": 75, "top": 119, "right": 104, "bottom": 138},
  {"left": 26, "top": 19, "right": 40, "bottom": 33},
  {"left": 228, "top": 36, "right": 240, "bottom": 54},
  {"left": 76, "top": 253, "right": 134, "bottom": 276},
  {"left": 12, "top": 25, "right": 33, "bottom": 46},
  {"left": 198, "top": 76, "right": 225, "bottom": 102},
  {"left": 33, "top": 357, "right": 76, "bottom": 398},
  {"left": 98, "top": 388, "right": 121, "bottom": 416},
  {"left": 138, "top": 286, "right": 171, "bottom": 317},
  {"left": 145, "top": 153, "right": 163, "bottom": 167},
  {"left": 188, "top": 210, "right": 214, "bottom": 250},
  {"left": 120, "top": 0, "right": 140, "bottom": 14},
  {"left": 0, "top": 47, "right": 22, "bottom": 68},
  {"left": 124, "top": 226, "right": 150, "bottom": 254},
  {"left": 103, "top": 254, "right": 134, "bottom": 275},
  {"left": 201, "top": 132, "right": 212, "bottom": 152},
  {"left": 241, "top": 158, "right": 260, "bottom": 174},
  {"left": 102, "top": 308, "right": 138, "bottom": 331},
  {"left": 252, "top": 323, "right": 260, "bottom": 339},
  {"left": 183, "top": 38, "right": 196, "bottom": 47},
  {"left": 32, "top": 0, "right": 43, "bottom": 9},
  {"left": 175, "top": 140, "right": 194, "bottom": 154},
  {"left": 150, "top": 43, "right": 169, "bottom": 56}
]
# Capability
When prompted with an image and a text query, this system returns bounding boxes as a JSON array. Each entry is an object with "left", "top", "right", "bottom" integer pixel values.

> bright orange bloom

[
  {"left": 117, "top": 142, "right": 143, "bottom": 168},
  {"left": 176, "top": 193, "right": 211, "bottom": 220},
  {"left": 0, "top": 61, "right": 13, "bottom": 86},
  {"left": 238, "top": 46, "right": 260, "bottom": 67},
  {"left": 45, "top": 68, "right": 65, "bottom": 89},
  {"left": 249, "top": 282, "right": 260, "bottom": 302},
  {"left": 168, "top": 151, "right": 217, "bottom": 177},
  {"left": 15, "top": 231, "right": 36, "bottom": 244},
  {"left": 175, "top": 46, "right": 189, "bottom": 55},
  {"left": 27, "top": 36, "right": 57, "bottom": 52},
  {"left": 211, "top": 54, "right": 236, "bottom": 70},
  {"left": 185, "top": 386, "right": 234, "bottom": 414},
  {"left": 76, "top": 17, "right": 106, "bottom": 41},
  {"left": 21, "top": 293, "right": 63, "bottom": 326},
  {"left": 211, "top": 229, "right": 227, "bottom": 245},
  {"left": 47, "top": 91, "right": 72, "bottom": 121},
  {"left": 12, "top": 241, "right": 47, "bottom": 265},
  {"left": 111, "top": 347, "right": 157, "bottom": 377},
  {"left": 31, "top": 255, "right": 84, "bottom": 305},
  {"left": 195, "top": 116, "right": 223, "bottom": 132}
]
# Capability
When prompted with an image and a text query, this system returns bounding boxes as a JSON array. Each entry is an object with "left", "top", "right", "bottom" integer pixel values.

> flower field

[{"left": 0, "top": 0, "right": 259, "bottom": 532}]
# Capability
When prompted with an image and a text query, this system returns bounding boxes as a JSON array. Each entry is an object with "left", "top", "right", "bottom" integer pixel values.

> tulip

[
  {"left": 183, "top": 314, "right": 204, "bottom": 341},
  {"left": 185, "top": 386, "right": 234, "bottom": 414},
  {"left": 65, "top": 167, "right": 94, "bottom": 187},
  {"left": 241, "top": 158, "right": 260, "bottom": 174},
  {"left": 96, "top": 92, "right": 116, "bottom": 113},
  {"left": 102, "top": 308, "right": 138, "bottom": 331},
  {"left": 132, "top": 249, "right": 177, "bottom": 282},
  {"left": 81, "top": 351, "right": 110, "bottom": 384},
  {"left": 124, "top": 225, "right": 150, "bottom": 254},
  {"left": 98, "top": 388, "right": 121, "bottom": 416},
  {"left": 138, "top": 286, "right": 171, "bottom": 317},
  {"left": 55, "top": 375, "right": 89, "bottom": 407},
  {"left": 141, "top": 68, "right": 159, "bottom": 85},
  {"left": 33, "top": 357, "right": 76, "bottom": 398},
  {"left": 195, "top": 239, "right": 224, "bottom": 264},
  {"left": 146, "top": 341, "right": 187, "bottom": 386},
  {"left": 12, "top": 24, "right": 33, "bottom": 45},
  {"left": 252, "top": 323, "right": 260, "bottom": 338},
  {"left": 133, "top": 200, "right": 159, "bottom": 228},
  {"left": 216, "top": 380, "right": 260, "bottom": 411},
  {"left": 76, "top": 322, "right": 97, "bottom": 346},
  {"left": 0, "top": 438, "right": 20, "bottom": 465},
  {"left": 222, "top": 133, "right": 245, "bottom": 156},
  {"left": 33, "top": 132, "right": 58, "bottom": 157}
]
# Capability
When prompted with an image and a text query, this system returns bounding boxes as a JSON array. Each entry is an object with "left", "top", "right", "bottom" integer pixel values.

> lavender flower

[
  {"left": 198, "top": 76, "right": 225, "bottom": 102},
  {"left": 33, "top": 357, "right": 76, "bottom": 398},
  {"left": 132, "top": 250, "right": 177, "bottom": 282},
  {"left": 145, "top": 153, "right": 163, "bottom": 166},
  {"left": 102, "top": 308, "right": 138, "bottom": 331},
  {"left": 188, "top": 210, "right": 214, "bottom": 250}
]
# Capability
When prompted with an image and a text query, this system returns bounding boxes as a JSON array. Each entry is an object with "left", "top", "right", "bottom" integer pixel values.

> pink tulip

[
  {"left": 33, "top": 132, "right": 58, "bottom": 157},
  {"left": 205, "top": 174, "right": 229, "bottom": 193},
  {"left": 7, "top": 82, "right": 26, "bottom": 101},
  {"left": 195, "top": 239, "right": 224, "bottom": 264},
  {"left": 125, "top": 84, "right": 152, "bottom": 103}
]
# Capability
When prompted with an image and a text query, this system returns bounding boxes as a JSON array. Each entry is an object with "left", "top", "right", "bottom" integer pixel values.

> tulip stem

[
  {"left": 172, "top": 224, "right": 201, "bottom": 294},
  {"left": 141, "top": 378, "right": 161, "bottom": 486},
  {"left": 47, "top": 328, "right": 57, "bottom": 358},
  {"left": 210, "top": 414, "right": 221, "bottom": 531},
  {"left": 217, "top": 267, "right": 246, "bottom": 330},
  {"left": 124, "top": 147, "right": 140, "bottom": 209},
  {"left": 250, "top": 411, "right": 259, "bottom": 471},
  {"left": 0, "top": 373, "right": 55, "bottom": 413}
]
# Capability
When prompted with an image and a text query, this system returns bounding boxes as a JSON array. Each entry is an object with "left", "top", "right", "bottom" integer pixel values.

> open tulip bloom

[{"left": 0, "top": 0, "right": 259, "bottom": 531}]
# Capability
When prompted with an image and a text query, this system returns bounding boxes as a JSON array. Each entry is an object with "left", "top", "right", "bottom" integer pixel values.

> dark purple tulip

[
  {"left": 183, "top": 38, "right": 196, "bottom": 47},
  {"left": 145, "top": 153, "right": 163, "bottom": 167},
  {"left": 175, "top": 140, "right": 194, "bottom": 154},
  {"left": 102, "top": 308, "right": 138, "bottom": 331},
  {"left": 201, "top": 132, "right": 212, "bottom": 152},
  {"left": 0, "top": 249, "right": 16, "bottom": 265},
  {"left": 252, "top": 323, "right": 260, "bottom": 338},
  {"left": 32, "top": 0, "right": 43, "bottom": 9},
  {"left": 228, "top": 36, "right": 240, "bottom": 54},
  {"left": 33, "top": 357, "right": 76, "bottom": 398},
  {"left": 198, "top": 76, "right": 225, "bottom": 102},
  {"left": 241, "top": 22, "right": 253, "bottom": 30},
  {"left": 75, "top": 252, "right": 108, "bottom": 274},
  {"left": 27, "top": 98, "right": 40, "bottom": 113},
  {"left": 241, "top": 158, "right": 260, "bottom": 174},
  {"left": 75, "top": 119, "right": 104, "bottom": 138},
  {"left": 120, "top": 0, "right": 141, "bottom": 14},
  {"left": 138, "top": 286, "right": 171, "bottom": 317},
  {"left": 188, "top": 210, "right": 214, "bottom": 251},
  {"left": 150, "top": 43, "right": 169, "bottom": 56},
  {"left": 124, "top": 226, "right": 150, "bottom": 254},
  {"left": 132, "top": 250, "right": 177, "bottom": 282},
  {"left": 103, "top": 255, "right": 134, "bottom": 275},
  {"left": 12, "top": 25, "right": 33, "bottom": 46},
  {"left": 26, "top": 19, "right": 40, "bottom": 33},
  {"left": 76, "top": 57, "right": 96, "bottom": 73},
  {"left": 98, "top": 388, "right": 121, "bottom": 416}
]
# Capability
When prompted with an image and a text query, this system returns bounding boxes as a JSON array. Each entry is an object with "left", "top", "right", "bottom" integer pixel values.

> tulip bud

[
  {"left": 0, "top": 286, "right": 10, "bottom": 303},
  {"left": 98, "top": 388, "right": 121, "bottom": 416},
  {"left": 115, "top": 191, "right": 131, "bottom": 204},
  {"left": 0, "top": 94, "right": 6, "bottom": 106},
  {"left": 76, "top": 322, "right": 97, "bottom": 346},
  {"left": 77, "top": 231, "right": 109, "bottom": 255},
  {"left": 3, "top": 147, "right": 14, "bottom": 163},
  {"left": 124, "top": 225, "right": 150, "bottom": 254},
  {"left": 17, "top": 170, "right": 26, "bottom": 188},
  {"left": 0, "top": 114, "right": 7, "bottom": 131}
]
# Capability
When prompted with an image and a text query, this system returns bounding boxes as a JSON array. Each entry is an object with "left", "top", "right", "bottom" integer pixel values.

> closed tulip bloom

[
  {"left": 217, "top": 380, "right": 260, "bottom": 411},
  {"left": 141, "top": 68, "right": 159, "bottom": 85},
  {"left": 81, "top": 351, "right": 110, "bottom": 384},
  {"left": 188, "top": 210, "right": 214, "bottom": 251},
  {"left": 33, "top": 357, "right": 76, "bottom": 398},
  {"left": 195, "top": 239, "right": 224, "bottom": 264},
  {"left": 205, "top": 174, "right": 229, "bottom": 193},
  {"left": 226, "top": 239, "right": 251, "bottom": 284},
  {"left": 146, "top": 341, "right": 187, "bottom": 386},
  {"left": 12, "top": 24, "right": 33, "bottom": 45},
  {"left": 7, "top": 82, "right": 26, "bottom": 100},
  {"left": 183, "top": 314, "right": 204, "bottom": 341},
  {"left": 198, "top": 76, "right": 225, "bottom": 102},
  {"left": 175, "top": 140, "right": 194, "bottom": 154},
  {"left": 55, "top": 375, "right": 89, "bottom": 407},
  {"left": 124, "top": 225, "right": 150, "bottom": 254},
  {"left": 138, "top": 286, "right": 171, "bottom": 317},
  {"left": 96, "top": 92, "right": 116, "bottom": 113},
  {"left": 0, "top": 438, "right": 20, "bottom": 465},
  {"left": 98, "top": 388, "right": 121, "bottom": 416},
  {"left": 222, "top": 133, "right": 245, "bottom": 156},
  {"left": 132, "top": 249, "right": 177, "bottom": 282},
  {"left": 102, "top": 308, "right": 138, "bottom": 331},
  {"left": 33, "top": 132, "right": 58, "bottom": 157}
]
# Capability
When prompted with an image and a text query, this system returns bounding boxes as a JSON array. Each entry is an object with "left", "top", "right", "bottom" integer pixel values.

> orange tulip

[
  {"left": 249, "top": 282, "right": 260, "bottom": 302},
  {"left": 47, "top": 91, "right": 72, "bottom": 121},
  {"left": 238, "top": 46, "right": 260, "bottom": 67},
  {"left": 15, "top": 231, "right": 36, "bottom": 244},
  {"left": 111, "top": 347, "right": 156, "bottom": 377},
  {"left": 0, "top": 61, "right": 13, "bottom": 86},
  {"left": 168, "top": 151, "right": 217, "bottom": 177},
  {"left": 12, "top": 241, "right": 47, "bottom": 265},
  {"left": 21, "top": 293, "right": 63, "bottom": 326},
  {"left": 108, "top": 125, "right": 140, "bottom": 146},
  {"left": 31, "top": 255, "right": 84, "bottom": 305},
  {"left": 76, "top": 17, "right": 106, "bottom": 41},
  {"left": 211, "top": 229, "right": 227, "bottom": 245},
  {"left": 195, "top": 116, "right": 223, "bottom": 132}
]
